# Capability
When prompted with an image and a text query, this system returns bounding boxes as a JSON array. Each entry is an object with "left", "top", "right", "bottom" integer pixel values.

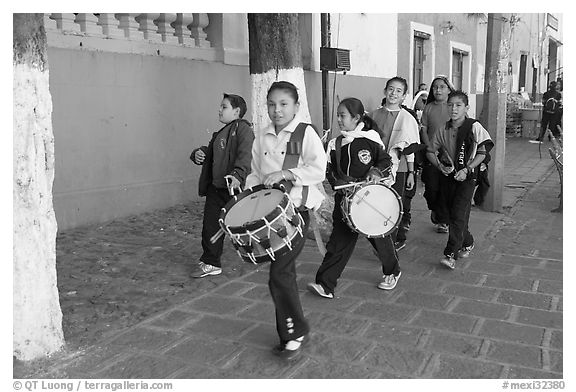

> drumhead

[
  {"left": 347, "top": 183, "right": 402, "bottom": 237},
  {"left": 224, "top": 188, "right": 285, "bottom": 227}
]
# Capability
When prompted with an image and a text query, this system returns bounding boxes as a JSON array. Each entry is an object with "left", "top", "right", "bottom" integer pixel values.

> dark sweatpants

[
  {"left": 391, "top": 172, "right": 407, "bottom": 242},
  {"left": 422, "top": 163, "right": 449, "bottom": 225},
  {"left": 269, "top": 210, "right": 310, "bottom": 344},
  {"left": 537, "top": 112, "right": 561, "bottom": 140},
  {"left": 200, "top": 184, "right": 233, "bottom": 268},
  {"left": 397, "top": 172, "right": 417, "bottom": 243},
  {"left": 315, "top": 193, "right": 400, "bottom": 296},
  {"left": 437, "top": 175, "right": 475, "bottom": 258}
]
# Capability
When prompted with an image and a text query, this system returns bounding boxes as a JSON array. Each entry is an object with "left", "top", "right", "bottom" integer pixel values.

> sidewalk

[{"left": 15, "top": 137, "right": 562, "bottom": 379}]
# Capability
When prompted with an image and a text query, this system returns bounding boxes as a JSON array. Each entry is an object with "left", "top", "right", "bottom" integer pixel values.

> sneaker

[
  {"left": 440, "top": 254, "right": 456, "bottom": 269},
  {"left": 272, "top": 335, "right": 306, "bottom": 360},
  {"left": 307, "top": 282, "right": 334, "bottom": 299},
  {"left": 436, "top": 223, "right": 449, "bottom": 233},
  {"left": 430, "top": 211, "right": 438, "bottom": 224},
  {"left": 458, "top": 243, "right": 475, "bottom": 258},
  {"left": 394, "top": 240, "right": 406, "bottom": 251},
  {"left": 191, "top": 261, "right": 222, "bottom": 278},
  {"left": 529, "top": 139, "right": 543, "bottom": 144},
  {"left": 377, "top": 271, "right": 402, "bottom": 290}
]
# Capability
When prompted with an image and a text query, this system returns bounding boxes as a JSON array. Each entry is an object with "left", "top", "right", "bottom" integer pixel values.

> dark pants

[
  {"left": 315, "top": 193, "right": 400, "bottom": 295},
  {"left": 397, "top": 172, "right": 417, "bottom": 242},
  {"left": 422, "top": 163, "right": 448, "bottom": 225},
  {"left": 438, "top": 175, "right": 475, "bottom": 258},
  {"left": 537, "top": 112, "right": 561, "bottom": 140},
  {"left": 269, "top": 210, "right": 310, "bottom": 344},
  {"left": 200, "top": 184, "right": 233, "bottom": 268},
  {"left": 391, "top": 171, "right": 407, "bottom": 242}
]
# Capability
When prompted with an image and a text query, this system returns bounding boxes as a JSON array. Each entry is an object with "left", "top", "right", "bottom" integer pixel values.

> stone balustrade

[
  {"left": 44, "top": 13, "right": 250, "bottom": 66},
  {"left": 45, "top": 13, "right": 212, "bottom": 46}
]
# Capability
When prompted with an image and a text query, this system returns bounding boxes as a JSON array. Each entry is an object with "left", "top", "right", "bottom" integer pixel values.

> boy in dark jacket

[
  {"left": 189, "top": 93, "right": 254, "bottom": 278},
  {"left": 426, "top": 91, "right": 493, "bottom": 270}
]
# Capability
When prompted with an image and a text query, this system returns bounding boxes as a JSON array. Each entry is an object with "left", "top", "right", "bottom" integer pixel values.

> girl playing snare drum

[
  {"left": 308, "top": 97, "right": 402, "bottom": 301},
  {"left": 244, "top": 81, "right": 326, "bottom": 360}
]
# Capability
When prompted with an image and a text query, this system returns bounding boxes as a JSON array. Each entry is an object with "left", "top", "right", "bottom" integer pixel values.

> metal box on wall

[{"left": 320, "top": 47, "right": 351, "bottom": 72}]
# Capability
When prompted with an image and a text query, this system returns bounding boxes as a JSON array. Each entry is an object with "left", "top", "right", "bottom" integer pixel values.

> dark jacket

[
  {"left": 190, "top": 119, "right": 254, "bottom": 197},
  {"left": 327, "top": 135, "right": 392, "bottom": 191}
]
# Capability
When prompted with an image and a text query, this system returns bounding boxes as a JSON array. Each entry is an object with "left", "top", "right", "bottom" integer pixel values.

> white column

[
  {"left": 174, "top": 13, "right": 194, "bottom": 46},
  {"left": 190, "top": 13, "right": 210, "bottom": 47},
  {"left": 75, "top": 13, "right": 103, "bottom": 37},
  {"left": 116, "top": 13, "right": 144, "bottom": 40},
  {"left": 136, "top": 13, "right": 162, "bottom": 42},
  {"left": 97, "top": 13, "right": 125, "bottom": 39},
  {"left": 51, "top": 13, "right": 81, "bottom": 33},
  {"left": 155, "top": 13, "right": 179, "bottom": 44}
]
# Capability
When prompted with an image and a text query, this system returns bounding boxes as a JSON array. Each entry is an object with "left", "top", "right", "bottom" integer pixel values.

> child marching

[
  {"left": 308, "top": 97, "right": 400, "bottom": 299},
  {"left": 190, "top": 94, "right": 254, "bottom": 278},
  {"left": 244, "top": 81, "right": 327, "bottom": 359},
  {"left": 426, "top": 91, "right": 494, "bottom": 269}
]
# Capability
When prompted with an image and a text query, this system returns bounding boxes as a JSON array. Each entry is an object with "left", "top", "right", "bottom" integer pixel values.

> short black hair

[
  {"left": 223, "top": 93, "right": 247, "bottom": 118},
  {"left": 448, "top": 90, "right": 469, "bottom": 106},
  {"left": 419, "top": 83, "right": 427, "bottom": 89},
  {"left": 267, "top": 81, "right": 299, "bottom": 102}
]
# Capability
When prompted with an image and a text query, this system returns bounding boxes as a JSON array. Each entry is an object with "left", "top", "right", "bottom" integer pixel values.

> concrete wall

[
  {"left": 48, "top": 46, "right": 387, "bottom": 230},
  {"left": 329, "top": 13, "right": 398, "bottom": 78},
  {"left": 49, "top": 48, "right": 252, "bottom": 230}
]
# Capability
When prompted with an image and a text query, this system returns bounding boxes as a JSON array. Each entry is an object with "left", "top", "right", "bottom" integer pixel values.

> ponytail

[{"left": 361, "top": 114, "right": 384, "bottom": 139}]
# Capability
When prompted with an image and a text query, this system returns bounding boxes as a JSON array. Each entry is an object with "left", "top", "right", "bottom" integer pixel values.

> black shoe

[
  {"left": 272, "top": 336, "right": 307, "bottom": 360},
  {"left": 430, "top": 211, "right": 438, "bottom": 224}
]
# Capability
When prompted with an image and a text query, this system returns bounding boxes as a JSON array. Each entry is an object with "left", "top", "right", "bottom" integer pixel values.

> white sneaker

[
  {"left": 307, "top": 282, "right": 334, "bottom": 299},
  {"left": 436, "top": 224, "right": 449, "bottom": 233},
  {"left": 191, "top": 261, "right": 222, "bottom": 278},
  {"left": 377, "top": 271, "right": 402, "bottom": 290},
  {"left": 440, "top": 254, "right": 456, "bottom": 270},
  {"left": 458, "top": 244, "right": 475, "bottom": 258}
]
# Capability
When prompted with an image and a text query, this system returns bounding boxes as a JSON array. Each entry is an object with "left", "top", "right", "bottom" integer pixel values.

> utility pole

[
  {"left": 321, "top": 13, "right": 330, "bottom": 131},
  {"left": 480, "top": 13, "right": 509, "bottom": 212}
]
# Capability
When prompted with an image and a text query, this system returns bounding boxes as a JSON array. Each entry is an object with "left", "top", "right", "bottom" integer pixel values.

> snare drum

[
  {"left": 341, "top": 183, "right": 402, "bottom": 238},
  {"left": 218, "top": 184, "right": 305, "bottom": 264}
]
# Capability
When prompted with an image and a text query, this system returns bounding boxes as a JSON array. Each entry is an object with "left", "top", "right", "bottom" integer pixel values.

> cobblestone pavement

[{"left": 14, "top": 137, "right": 563, "bottom": 379}]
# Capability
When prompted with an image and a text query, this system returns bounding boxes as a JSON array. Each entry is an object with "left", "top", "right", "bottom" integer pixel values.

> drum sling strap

[
  {"left": 333, "top": 135, "right": 359, "bottom": 183},
  {"left": 281, "top": 122, "right": 327, "bottom": 256},
  {"left": 281, "top": 122, "right": 310, "bottom": 208}
]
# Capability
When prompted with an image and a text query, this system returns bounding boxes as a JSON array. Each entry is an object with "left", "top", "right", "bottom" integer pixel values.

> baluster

[
  {"left": 51, "top": 13, "right": 81, "bottom": 33},
  {"left": 136, "top": 13, "right": 162, "bottom": 42},
  {"left": 97, "top": 13, "right": 125, "bottom": 39},
  {"left": 190, "top": 13, "right": 210, "bottom": 47},
  {"left": 116, "top": 13, "right": 144, "bottom": 40},
  {"left": 75, "top": 13, "right": 103, "bottom": 36},
  {"left": 156, "top": 13, "right": 179, "bottom": 44},
  {"left": 44, "top": 13, "right": 58, "bottom": 31},
  {"left": 173, "top": 13, "right": 194, "bottom": 46}
]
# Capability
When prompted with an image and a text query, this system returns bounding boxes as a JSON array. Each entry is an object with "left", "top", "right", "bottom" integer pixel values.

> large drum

[
  {"left": 218, "top": 184, "right": 305, "bottom": 264},
  {"left": 341, "top": 182, "right": 403, "bottom": 238}
]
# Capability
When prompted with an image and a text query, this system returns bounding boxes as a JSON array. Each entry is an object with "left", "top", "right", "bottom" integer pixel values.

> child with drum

[
  {"left": 425, "top": 91, "right": 493, "bottom": 269},
  {"left": 243, "top": 81, "right": 327, "bottom": 359},
  {"left": 370, "top": 77, "right": 421, "bottom": 251},
  {"left": 308, "top": 97, "right": 401, "bottom": 301},
  {"left": 189, "top": 93, "right": 254, "bottom": 278}
]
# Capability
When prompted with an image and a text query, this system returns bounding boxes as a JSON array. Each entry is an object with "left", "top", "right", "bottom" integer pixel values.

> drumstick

[
  {"left": 210, "top": 228, "right": 225, "bottom": 244},
  {"left": 334, "top": 181, "right": 365, "bottom": 190}
]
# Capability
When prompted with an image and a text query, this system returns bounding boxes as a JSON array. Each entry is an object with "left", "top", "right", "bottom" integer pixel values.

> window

[{"left": 452, "top": 51, "right": 464, "bottom": 90}]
